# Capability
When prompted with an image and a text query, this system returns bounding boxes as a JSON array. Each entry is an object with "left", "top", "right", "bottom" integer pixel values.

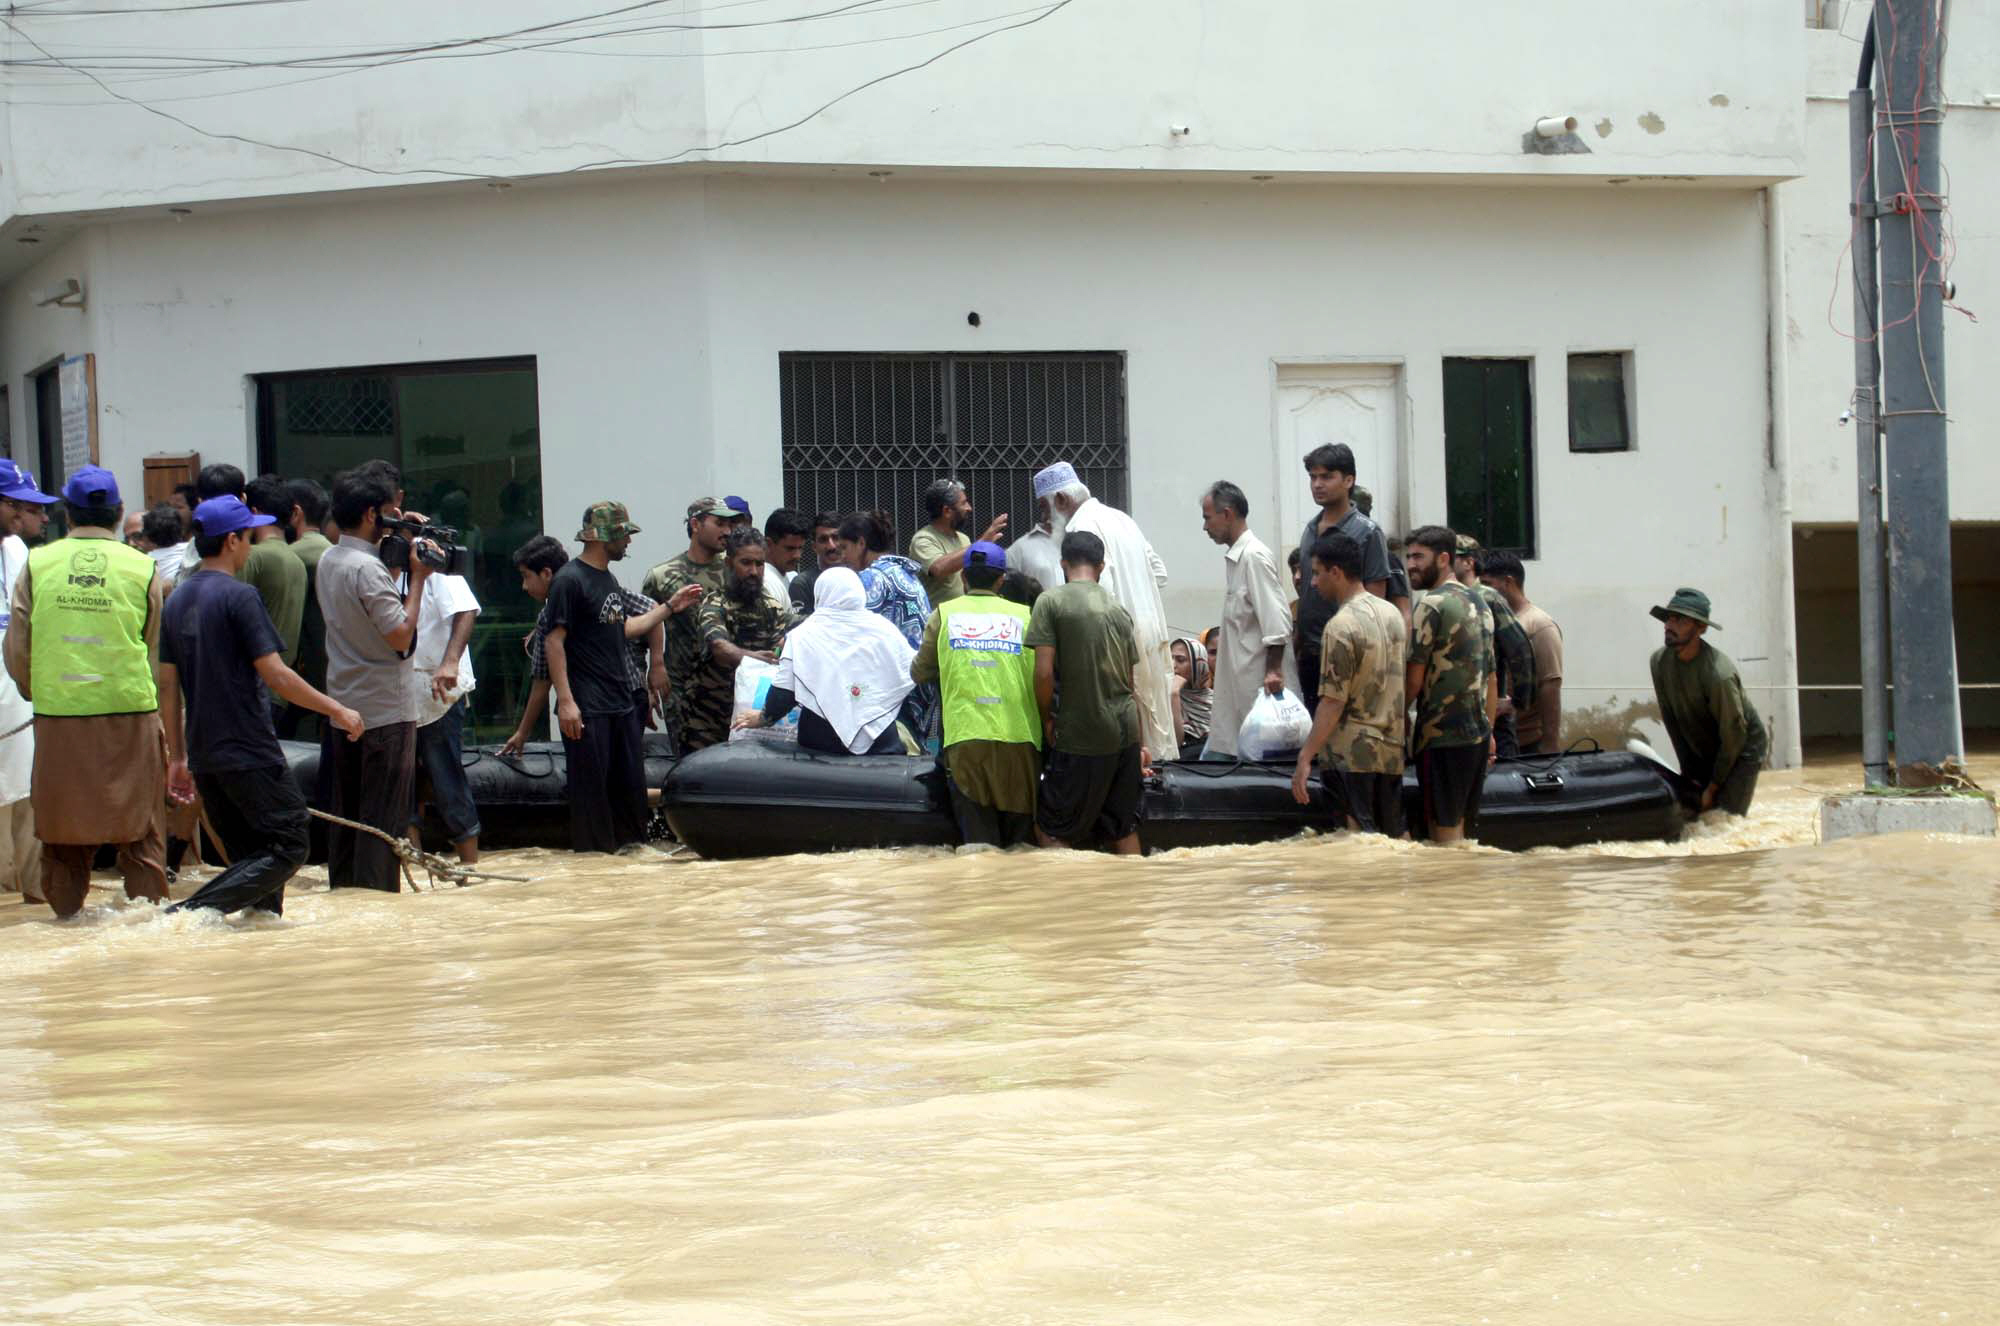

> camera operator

[
  {"left": 352, "top": 460, "right": 482, "bottom": 865},
  {"left": 316, "top": 468, "right": 431, "bottom": 892}
]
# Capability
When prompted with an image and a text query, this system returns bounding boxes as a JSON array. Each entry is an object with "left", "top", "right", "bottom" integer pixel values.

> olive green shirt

[
  {"left": 1024, "top": 580, "right": 1139, "bottom": 756},
  {"left": 240, "top": 535, "right": 307, "bottom": 666},
  {"left": 909, "top": 524, "right": 970, "bottom": 605},
  {"left": 1650, "top": 642, "right": 1768, "bottom": 786}
]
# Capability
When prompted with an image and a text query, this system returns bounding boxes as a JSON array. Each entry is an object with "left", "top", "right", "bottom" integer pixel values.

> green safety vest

[
  {"left": 27, "top": 536, "right": 158, "bottom": 717},
  {"left": 935, "top": 592, "right": 1039, "bottom": 749}
]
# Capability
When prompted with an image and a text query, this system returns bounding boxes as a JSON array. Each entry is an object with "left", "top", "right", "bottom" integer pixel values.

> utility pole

[
  {"left": 1848, "top": 39, "right": 1889, "bottom": 789},
  {"left": 1870, "top": 0, "right": 1961, "bottom": 784}
]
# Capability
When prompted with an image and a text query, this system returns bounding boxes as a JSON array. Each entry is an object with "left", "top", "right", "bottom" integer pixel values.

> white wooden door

[{"left": 1273, "top": 363, "right": 1403, "bottom": 552}]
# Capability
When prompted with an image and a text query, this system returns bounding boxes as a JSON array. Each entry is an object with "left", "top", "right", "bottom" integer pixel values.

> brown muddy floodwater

[{"left": 3, "top": 756, "right": 1998, "bottom": 1324}]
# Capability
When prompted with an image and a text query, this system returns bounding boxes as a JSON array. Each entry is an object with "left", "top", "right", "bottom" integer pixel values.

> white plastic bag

[
  {"left": 729, "top": 656, "right": 800, "bottom": 745},
  {"left": 1236, "top": 687, "right": 1313, "bottom": 761}
]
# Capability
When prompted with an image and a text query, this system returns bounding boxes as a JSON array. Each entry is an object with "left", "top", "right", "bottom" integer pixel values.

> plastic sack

[
  {"left": 729, "top": 656, "right": 800, "bottom": 745},
  {"left": 1236, "top": 687, "right": 1313, "bottom": 761}
]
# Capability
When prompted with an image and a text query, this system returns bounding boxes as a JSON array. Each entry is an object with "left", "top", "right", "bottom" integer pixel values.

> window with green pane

[
  {"left": 1567, "top": 352, "right": 1633, "bottom": 453},
  {"left": 257, "top": 359, "right": 544, "bottom": 744},
  {"left": 1442, "top": 357, "right": 1536, "bottom": 556}
]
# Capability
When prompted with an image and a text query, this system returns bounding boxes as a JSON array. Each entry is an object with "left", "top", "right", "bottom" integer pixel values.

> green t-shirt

[
  {"left": 239, "top": 535, "right": 307, "bottom": 665},
  {"left": 1650, "top": 642, "right": 1768, "bottom": 784},
  {"left": 1024, "top": 580, "right": 1139, "bottom": 755},
  {"left": 1407, "top": 580, "right": 1494, "bottom": 752},
  {"left": 909, "top": 524, "right": 970, "bottom": 605}
]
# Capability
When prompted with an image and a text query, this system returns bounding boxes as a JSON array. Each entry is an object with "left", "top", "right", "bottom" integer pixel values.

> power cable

[
  {"left": 0, "top": 0, "right": 922, "bottom": 71},
  {"left": 0, "top": 0, "right": 1076, "bottom": 181}
]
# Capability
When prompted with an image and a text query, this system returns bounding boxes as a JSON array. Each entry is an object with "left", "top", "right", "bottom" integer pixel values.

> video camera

[{"left": 379, "top": 515, "right": 473, "bottom": 577}]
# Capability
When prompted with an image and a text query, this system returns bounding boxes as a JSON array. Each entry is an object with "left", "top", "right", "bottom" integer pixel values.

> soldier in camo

[
  {"left": 641, "top": 496, "right": 733, "bottom": 748},
  {"left": 1404, "top": 525, "right": 1497, "bottom": 843},
  {"left": 681, "top": 526, "right": 788, "bottom": 751},
  {"left": 1454, "top": 533, "right": 1534, "bottom": 758}
]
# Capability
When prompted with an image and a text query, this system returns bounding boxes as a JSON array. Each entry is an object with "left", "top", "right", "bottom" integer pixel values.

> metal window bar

[{"left": 780, "top": 353, "right": 1127, "bottom": 572}]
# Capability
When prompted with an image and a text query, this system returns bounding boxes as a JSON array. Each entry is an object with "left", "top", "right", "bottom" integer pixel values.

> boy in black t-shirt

[
  {"left": 545, "top": 502, "right": 652, "bottom": 853},
  {"left": 159, "top": 496, "right": 362, "bottom": 916}
]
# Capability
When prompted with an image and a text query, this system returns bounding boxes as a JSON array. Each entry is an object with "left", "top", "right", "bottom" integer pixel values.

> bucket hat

[{"left": 1649, "top": 587, "right": 1719, "bottom": 629}]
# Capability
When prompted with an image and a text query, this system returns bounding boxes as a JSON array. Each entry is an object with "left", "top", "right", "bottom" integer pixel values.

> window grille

[
  {"left": 282, "top": 375, "right": 395, "bottom": 436},
  {"left": 779, "top": 352, "right": 1128, "bottom": 557}
]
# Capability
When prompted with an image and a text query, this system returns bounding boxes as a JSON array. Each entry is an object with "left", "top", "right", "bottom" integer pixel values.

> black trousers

[
  {"left": 1296, "top": 646, "right": 1321, "bottom": 718},
  {"left": 562, "top": 705, "right": 648, "bottom": 853},
  {"left": 948, "top": 780, "right": 1036, "bottom": 849},
  {"left": 328, "top": 721, "right": 416, "bottom": 891},
  {"left": 169, "top": 766, "right": 310, "bottom": 916}
]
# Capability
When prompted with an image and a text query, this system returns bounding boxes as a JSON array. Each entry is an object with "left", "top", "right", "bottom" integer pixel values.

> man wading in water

[
  {"left": 159, "top": 497, "right": 363, "bottom": 916},
  {"left": 1649, "top": 588, "right": 1768, "bottom": 818}
]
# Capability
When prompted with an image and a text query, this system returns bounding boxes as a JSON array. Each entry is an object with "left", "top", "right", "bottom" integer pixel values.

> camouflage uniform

[
  {"left": 641, "top": 551, "right": 724, "bottom": 737},
  {"left": 1407, "top": 579, "right": 1495, "bottom": 752},
  {"left": 680, "top": 586, "right": 788, "bottom": 752},
  {"left": 1317, "top": 591, "right": 1408, "bottom": 774}
]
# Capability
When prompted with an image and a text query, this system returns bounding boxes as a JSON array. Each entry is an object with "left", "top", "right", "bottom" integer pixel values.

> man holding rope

[{"left": 159, "top": 496, "right": 362, "bottom": 916}]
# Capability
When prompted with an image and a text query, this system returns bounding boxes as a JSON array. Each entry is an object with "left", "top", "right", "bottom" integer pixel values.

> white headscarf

[{"left": 775, "top": 567, "right": 917, "bottom": 754}]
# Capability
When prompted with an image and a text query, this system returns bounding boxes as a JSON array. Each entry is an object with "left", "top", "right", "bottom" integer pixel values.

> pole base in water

[{"left": 1820, "top": 792, "right": 1996, "bottom": 843}]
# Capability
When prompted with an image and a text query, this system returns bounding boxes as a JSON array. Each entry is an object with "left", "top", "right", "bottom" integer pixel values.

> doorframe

[{"left": 1267, "top": 355, "right": 1411, "bottom": 540}]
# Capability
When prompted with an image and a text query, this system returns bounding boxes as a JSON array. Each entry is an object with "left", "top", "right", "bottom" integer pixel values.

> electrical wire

[
  {"left": 4, "top": 2, "right": 1050, "bottom": 106},
  {"left": 0, "top": 0, "right": 931, "bottom": 71},
  {"left": 0, "top": 0, "right": 1077, "bottom": 182}
]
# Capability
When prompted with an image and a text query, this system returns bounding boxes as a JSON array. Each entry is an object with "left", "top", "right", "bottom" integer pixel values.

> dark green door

[{"left": 1442, "top": 358, "right": 1535, "bottom": 555}]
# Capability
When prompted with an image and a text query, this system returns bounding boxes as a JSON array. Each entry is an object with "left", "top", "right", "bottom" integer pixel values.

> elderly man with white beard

[{"left": 1031, "top": 462, "right": 1176, "bottom": 761}]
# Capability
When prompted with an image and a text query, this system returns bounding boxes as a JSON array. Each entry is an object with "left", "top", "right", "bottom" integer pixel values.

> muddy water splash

[{"left": 3, "top": 758, "right": 1997, "bottom": 1323}]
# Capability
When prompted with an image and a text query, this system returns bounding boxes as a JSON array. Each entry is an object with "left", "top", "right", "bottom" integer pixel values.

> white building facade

[{"left": 1, "top": 0, "right": 1988, "bottom": 757}]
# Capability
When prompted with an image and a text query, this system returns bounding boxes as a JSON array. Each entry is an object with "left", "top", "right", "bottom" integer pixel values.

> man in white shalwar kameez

[
  {"left": 0, "top": 462, "right": 52, "bottom": 902},
  {"left": 1033, "top": 462, "right": 1177, "bottom": 761}
]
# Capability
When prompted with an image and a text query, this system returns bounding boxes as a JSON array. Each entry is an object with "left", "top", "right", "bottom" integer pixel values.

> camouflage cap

[
  {"left": 686, "top": 496, "right": 735, "bottom": 521},
  {"left": 577, "top": 501, "right": 640, "bottom": 542},
  {"left": 1455, "top": 532, "right": 1482, "bottom": 556}
]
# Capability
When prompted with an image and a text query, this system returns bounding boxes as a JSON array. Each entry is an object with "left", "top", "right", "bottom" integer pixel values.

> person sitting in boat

[
  {"left": 832, "top": 510, "right": 938, "bottom": 750},
  {"left": 912, "top": 541, "right": 1041, "bottom": 847},
  {"left": 735, "top": 567, "right": 915, "bottom": 756},
  {"left": 1169, "top": 635, "right": 1213, "bottom": 761},
  {"left": 686, "top": 527, "right": 787, "bottom": 749}
]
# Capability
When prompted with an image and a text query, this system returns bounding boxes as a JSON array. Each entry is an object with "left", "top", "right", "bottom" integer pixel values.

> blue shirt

[{"left": 159, "top": 568, "right": 287, "bottom": 774}]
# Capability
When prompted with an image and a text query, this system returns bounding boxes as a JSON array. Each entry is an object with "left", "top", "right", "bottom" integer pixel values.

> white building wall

[
  {"left": 0, "top": 173, "right": 1785, "bottom": 756},
  {"left": 1, "top": 0, "right": 1802, "bottom": 225}
]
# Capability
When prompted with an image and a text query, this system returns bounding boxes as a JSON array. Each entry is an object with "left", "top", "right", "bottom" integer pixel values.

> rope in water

[{"left": 307, "top": 808, "right": 530, "bottom": 890}]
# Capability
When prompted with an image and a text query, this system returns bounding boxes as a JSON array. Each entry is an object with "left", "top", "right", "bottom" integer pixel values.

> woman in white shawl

[{"left": 734, "top": 567, "right": 916, "bottom": 755}]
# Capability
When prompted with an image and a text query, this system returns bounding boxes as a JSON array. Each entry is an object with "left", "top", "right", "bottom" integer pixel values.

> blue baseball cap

[
  {"left": 192, "top": 495, "right": 275, "bottom": 538},
  {"left": 0, "top": 460, "right": 54, "bottom": 504},
  {"left": 60, "top": 464, "right": 120, "bottom": 507},
  {"left": 723, "top": 495, "right": 751, "bottom": 517},
  {"left": 967, "top": 540, "right": 1006, "bottom": 571}
]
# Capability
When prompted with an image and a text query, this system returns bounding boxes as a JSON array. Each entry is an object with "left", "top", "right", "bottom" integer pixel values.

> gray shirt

[
  {"left": 316, "top": 534, "right": 416, "bottom": 729},
  {"left": 1296, "top": 505, "right": 1392, "bottom": 651}
]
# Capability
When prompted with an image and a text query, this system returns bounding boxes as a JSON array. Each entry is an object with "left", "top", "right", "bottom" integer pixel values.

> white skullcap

[{"left": 1032, "top": 462, "right": 1080, "bottom": 499}]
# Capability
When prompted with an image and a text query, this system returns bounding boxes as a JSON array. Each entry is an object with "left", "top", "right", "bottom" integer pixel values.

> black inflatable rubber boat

[
  {"left": 660, "top": 741, "right": 1685, "bottom": 858},
  {"left": 280, "top": 735, "right": 679, "bottom": 855}
]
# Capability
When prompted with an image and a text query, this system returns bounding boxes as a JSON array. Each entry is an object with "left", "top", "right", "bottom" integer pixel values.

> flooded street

[{"left": 4, "top": 756, "right": 1997, "bottom": 1324}]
